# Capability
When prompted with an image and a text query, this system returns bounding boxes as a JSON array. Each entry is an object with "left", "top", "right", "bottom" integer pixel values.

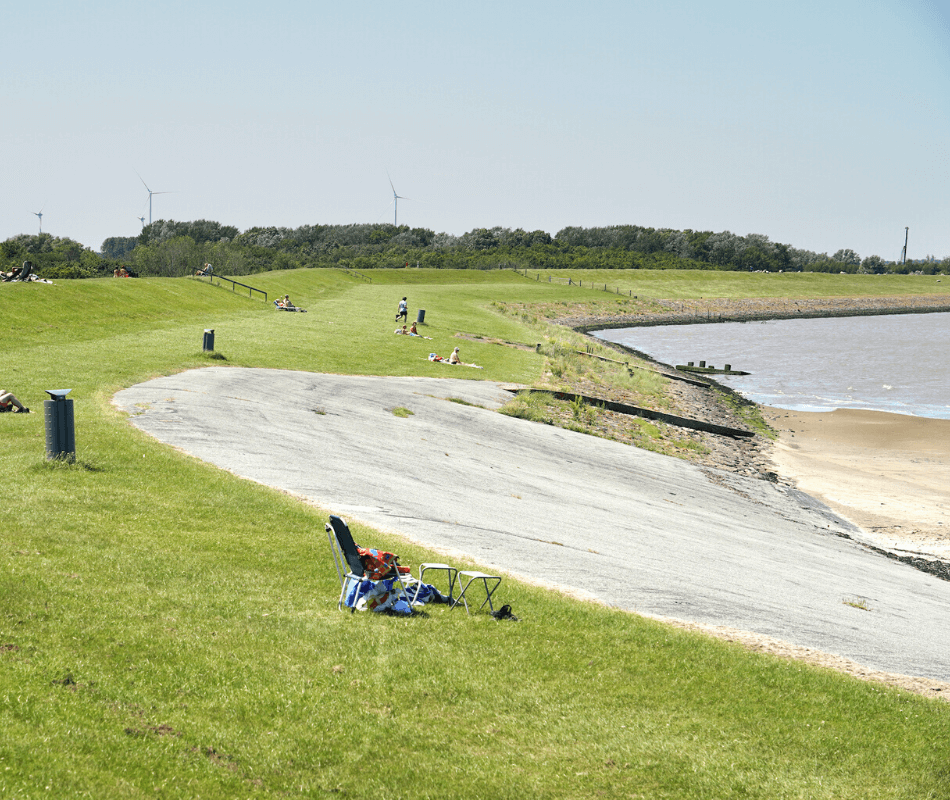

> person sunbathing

[
  {"left": 394, "top": 325, "right": 408, "bottom": 334},
  {"left": 275, "top": 294, "right": 307, "bottom": 312},
  {"left": 0, "top": 390, "right": 28, "bottom": 413},
  {"left": 430, "top": 348, "right": 482, "bottom": 368}
]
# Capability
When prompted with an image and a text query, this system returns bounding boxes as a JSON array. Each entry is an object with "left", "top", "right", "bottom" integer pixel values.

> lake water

[{"left": 593, "top": 312, "right": 950, "bottom": 420}]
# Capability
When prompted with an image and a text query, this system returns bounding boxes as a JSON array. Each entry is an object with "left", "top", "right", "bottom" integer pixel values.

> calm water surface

[{"left": 594, "top": 312, "right": 950, "bottom": 420}]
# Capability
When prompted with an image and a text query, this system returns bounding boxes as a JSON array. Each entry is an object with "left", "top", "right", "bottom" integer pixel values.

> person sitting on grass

[
  {"left": 394, "top": 325, "right": 408, "bottom": 334},
  {"left": 194, "top": 263, "right": 213, "bottom": 277},
  {"left": 449, "top": 347, "right": 483, "bottom": 368},
  {"left": 0, "top": 390, "right": 29, "bottom": 413},
  {"left": 429, "top": 349, "right": 483, "bottom": 368},
  {"left": 275, "top": 294, "right": 307, "bottom": 312},
  {"left": 408, "top": 322, "right": 432, "bottom": 339}
]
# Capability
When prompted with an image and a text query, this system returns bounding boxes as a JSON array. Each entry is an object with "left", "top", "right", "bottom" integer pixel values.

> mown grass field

[
  {"left": 3, "top": 269, "right": 950, "bottom": 799},
  {"left": 521, "top": 267, "right": 948, "bottom": 299}
]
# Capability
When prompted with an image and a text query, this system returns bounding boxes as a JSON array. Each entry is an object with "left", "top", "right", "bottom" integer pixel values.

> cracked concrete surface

[{"left": 114, "top": 367, "right": 950, "bottom": 682}]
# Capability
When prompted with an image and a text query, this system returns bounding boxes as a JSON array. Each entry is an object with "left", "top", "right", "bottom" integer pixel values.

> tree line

[{"left": 3, "top": 221, "right": 948, "bottom": 279}]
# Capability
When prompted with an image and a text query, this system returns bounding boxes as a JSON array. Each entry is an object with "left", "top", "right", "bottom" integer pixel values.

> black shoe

[{"left": 491, "top": 604, "right": 519, "bottom": 621}]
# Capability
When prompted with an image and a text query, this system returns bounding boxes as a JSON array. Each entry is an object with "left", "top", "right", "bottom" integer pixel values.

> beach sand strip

[{"left": 763, "top": 407, "right": 950, "bottom": 560}]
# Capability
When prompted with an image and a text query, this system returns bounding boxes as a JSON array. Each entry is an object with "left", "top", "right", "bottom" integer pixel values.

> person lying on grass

[{"left": 0, "top": 390, "right": 29, "bottom": 413}]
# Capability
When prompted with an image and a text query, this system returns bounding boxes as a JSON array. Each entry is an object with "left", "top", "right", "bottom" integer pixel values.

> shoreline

[
  {"left": 550, "top": 295, "right": 950, "bottom": 696},
  {"left": 761, "top": 406, "right": 950, "bottom": 561},
  {"left": 566, "top": 296, "right": 950, "bottom": 561}
]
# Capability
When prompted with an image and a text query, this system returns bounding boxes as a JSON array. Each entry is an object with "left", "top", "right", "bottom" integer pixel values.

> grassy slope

[
  {"left": 2, "top": 270, "right": 950, "bottom": 800},
  {"left": 528, "top": 268, "right": 950, "bottom": 299}
]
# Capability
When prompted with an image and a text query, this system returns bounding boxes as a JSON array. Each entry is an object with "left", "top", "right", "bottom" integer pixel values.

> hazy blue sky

[{"left": 4, "top": 0, "right": 949, "bottom": 261}]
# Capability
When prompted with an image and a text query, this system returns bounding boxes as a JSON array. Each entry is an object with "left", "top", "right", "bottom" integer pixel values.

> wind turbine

[
  {"left": 32, "top": 209, "right": 43, "bottom": 234},
  {"left": 136, "top": 171, "right": 171, "bottom": 225},
  {"left": 138, "top": 216, "right": 146, "bottom": 229},
  {"left": 387, "top": 174, "right": 411, "bottom": 226}
]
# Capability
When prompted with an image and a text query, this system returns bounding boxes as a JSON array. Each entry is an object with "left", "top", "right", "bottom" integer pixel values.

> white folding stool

[
  {"left": 412, "top": 562, "right": 457, "bottom": 604},
  {"left": 452, "top": 570, "right": 501, "bottom": 614}
]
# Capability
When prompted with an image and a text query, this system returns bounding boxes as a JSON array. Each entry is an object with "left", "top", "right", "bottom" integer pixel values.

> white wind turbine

[
  {"left": 387, "top": 174, "right": 411, "bottom": 226},
  {"left": 136, "top": 171, "right": 172, "bottom": 225},
  {"left": 32, "top": 208, "right": 44, "bottom": 234},
  {"left": 138, "top": 216, "right": 146, "bottom": 229}
]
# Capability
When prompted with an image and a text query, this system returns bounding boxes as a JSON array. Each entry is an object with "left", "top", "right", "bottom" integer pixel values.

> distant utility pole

[{"left": 900, "top": 227, "right": 909, "bottom": 264}]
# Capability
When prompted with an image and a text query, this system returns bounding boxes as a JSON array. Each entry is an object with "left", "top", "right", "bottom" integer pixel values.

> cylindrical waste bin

[
  {"left": 203, "top": 329, "right": 215, "bottom": 352},
  {"left": 44, "top": 389, "right": 75, "bottom": 462},
  {"left": 416, "top": 309, "right": 426, "bottom": 324}
]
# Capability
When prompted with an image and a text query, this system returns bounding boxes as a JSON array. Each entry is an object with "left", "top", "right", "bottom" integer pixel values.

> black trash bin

[
  {"left": 203, "top": 329, "right": 215, "bottom": 352},
  {"left": 44, "top": 389, "right": 75, "bottom": 462},
  {"left": 416, "top": 309, "right": 426, "bottom": 324}
]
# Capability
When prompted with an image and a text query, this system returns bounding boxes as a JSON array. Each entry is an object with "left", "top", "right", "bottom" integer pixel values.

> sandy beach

[{"left": 763, "top": 407, "right": 950, "bottom": 559}]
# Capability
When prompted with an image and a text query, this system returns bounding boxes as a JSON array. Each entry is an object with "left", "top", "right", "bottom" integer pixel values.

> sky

[{"left": 3, "top": 0, "right": 949, "bottom": 261}]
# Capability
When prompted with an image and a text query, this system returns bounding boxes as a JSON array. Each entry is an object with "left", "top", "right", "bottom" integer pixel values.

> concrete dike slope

[{"left": 114, "top": 367, "right": 950, "bottom": 683}]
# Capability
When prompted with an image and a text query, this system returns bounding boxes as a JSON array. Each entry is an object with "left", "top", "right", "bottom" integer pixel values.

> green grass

[
  {"left": 524, "top": 267, "right": 950, "bottom": 300},
  {"left": 3, "top": 269, "right": 950, "bottom": 799}
]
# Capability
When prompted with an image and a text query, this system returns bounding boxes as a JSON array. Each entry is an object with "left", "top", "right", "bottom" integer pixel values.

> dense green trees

[
  {"left": 137, "top": 219, "right": 240, "bottom": 247},
  {"left": 101, "top": 236, "right": 138, "bottom": 260},
  {"left": 0, "top": 233, "right": 120, "bottom": 278},
  {"left": 3, "top": 221, "right": 948, "bottom": 279}
]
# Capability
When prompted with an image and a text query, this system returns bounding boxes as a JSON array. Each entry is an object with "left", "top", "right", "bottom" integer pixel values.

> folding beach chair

[{"left": 325, "top": 515, "right": 410, "bottom": 612}]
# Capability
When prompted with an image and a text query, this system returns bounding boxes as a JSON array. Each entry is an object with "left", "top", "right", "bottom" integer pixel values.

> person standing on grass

[{"left": 395, "top": 297, "right": 408, "bottom": 323}]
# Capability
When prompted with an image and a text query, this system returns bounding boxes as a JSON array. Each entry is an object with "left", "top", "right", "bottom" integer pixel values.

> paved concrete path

[{"left": 114, "top": 367, "right": 950, "bottom": 682}]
